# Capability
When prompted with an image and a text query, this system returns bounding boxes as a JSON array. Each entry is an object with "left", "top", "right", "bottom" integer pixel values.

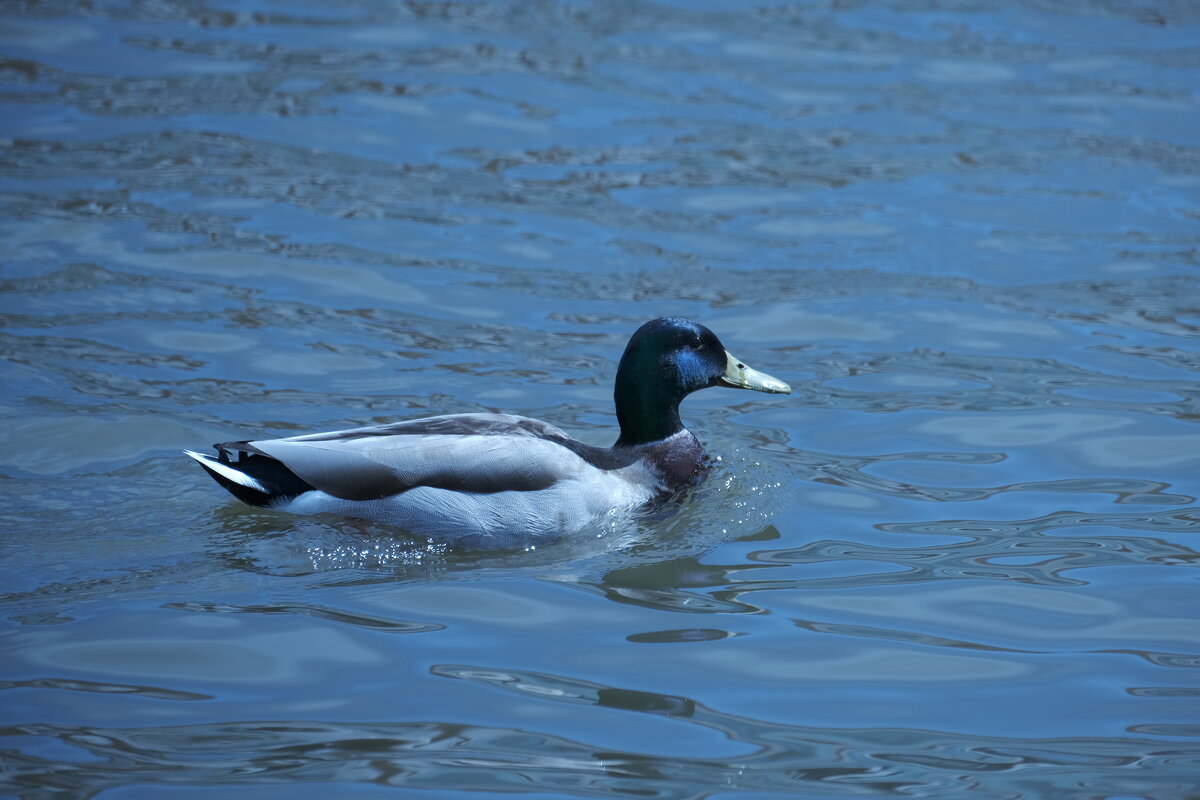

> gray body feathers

[{"left": 192, "top": 413, "right": 690, "bottom": 549}]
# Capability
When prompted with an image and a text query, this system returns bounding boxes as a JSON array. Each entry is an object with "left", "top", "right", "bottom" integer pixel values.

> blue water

[{"left": 2, "top": 1, "right": 1199, "bottom": 798}]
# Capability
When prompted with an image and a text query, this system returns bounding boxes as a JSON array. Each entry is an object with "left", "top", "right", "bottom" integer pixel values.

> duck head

[{"left": 614, "top": 317, "right": 790, "bottom": 447}]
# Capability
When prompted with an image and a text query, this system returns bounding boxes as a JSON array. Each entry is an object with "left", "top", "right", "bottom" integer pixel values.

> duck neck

[{"left": 614, "top": 376, "right": 685, "bottom": 448}]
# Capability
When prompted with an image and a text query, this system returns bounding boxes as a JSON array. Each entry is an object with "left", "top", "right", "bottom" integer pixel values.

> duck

[{"left": 185, "top": 317, "right": 790, "bottom": 550}]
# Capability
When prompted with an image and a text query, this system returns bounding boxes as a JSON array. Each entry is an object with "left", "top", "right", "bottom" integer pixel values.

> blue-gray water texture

[{"left": 1, "top": 1, "right": 1199, "bottom": 799}]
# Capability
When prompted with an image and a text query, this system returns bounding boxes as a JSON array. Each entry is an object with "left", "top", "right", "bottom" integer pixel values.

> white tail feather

[{"left": 183, "top": 450, "right": 268, "bottom": 493}]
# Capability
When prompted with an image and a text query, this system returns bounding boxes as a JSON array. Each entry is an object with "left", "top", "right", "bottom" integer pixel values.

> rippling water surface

[{"left": 2, "top": 1, "right": 1200, "bottom": 798}]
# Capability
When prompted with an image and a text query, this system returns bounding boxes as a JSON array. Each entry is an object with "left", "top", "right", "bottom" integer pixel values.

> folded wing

[{"left": 225, "top": 413, "right": 604, "bottom": 501}]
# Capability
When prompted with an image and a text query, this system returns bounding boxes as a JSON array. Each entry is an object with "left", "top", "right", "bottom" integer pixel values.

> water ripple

[
  {"left": 0, "top": 677, "right": 209, "bottom": 702},
  {"left": 779, "top": 447, "right": 1196, "bottom": 505},
  {"left": 162, "top": 601, "right": 444, "bottom": 634},
  {"left": 5, "top": 667, "right": 1193, "bottom": 798}
]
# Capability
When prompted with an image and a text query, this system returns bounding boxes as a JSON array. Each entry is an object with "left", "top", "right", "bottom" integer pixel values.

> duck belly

[{"left": 279, "top": 471, "right": 655, "bottom": 550}]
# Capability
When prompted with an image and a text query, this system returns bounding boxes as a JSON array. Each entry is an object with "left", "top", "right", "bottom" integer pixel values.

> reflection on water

[{"left": 2, "top": 0, "right": 1200, "bottom": 798}]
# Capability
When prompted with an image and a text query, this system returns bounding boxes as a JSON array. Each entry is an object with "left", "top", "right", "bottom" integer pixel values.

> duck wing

[{"left": 218, "top": 413, "right": 625, "bottom": 502}]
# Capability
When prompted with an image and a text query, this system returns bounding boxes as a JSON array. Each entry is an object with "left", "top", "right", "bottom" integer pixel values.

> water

[{"left": 2, "top": 1, "right": 1199, "bottom": 797}]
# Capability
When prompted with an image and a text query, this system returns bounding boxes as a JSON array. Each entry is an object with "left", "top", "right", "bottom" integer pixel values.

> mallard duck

[{"left": 185, "top": 317, "right": 790, "bottom": 549}]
